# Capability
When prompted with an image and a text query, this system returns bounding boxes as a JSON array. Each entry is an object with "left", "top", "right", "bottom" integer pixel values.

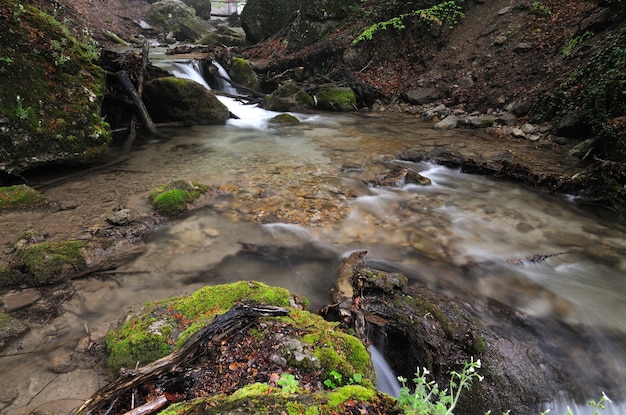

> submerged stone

[
  {"left": 148, "top": 179, "right": 209, "bottom": 216},
  {"left": 268, "top": 113, "right": 300, "bottom": 126}
]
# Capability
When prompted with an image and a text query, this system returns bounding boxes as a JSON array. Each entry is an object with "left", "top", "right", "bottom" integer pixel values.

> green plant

[
  {"left": 277, "top": 373, "right": 300, "bottom": 393},
  {"left": 0, "top": 57, "right": 12, "bottom": 63},
  {"left": 531, "top": 1, "right": 551, "bottom": 16},
  {"left": 562, "top": 31, "right": 594, "bottom": 57},
  {"left": 51, "top": 39, "right": 71, "bottom": 67},
  {"left": 396, "top": 357, "right": 483, "bottom": 415},
  {"left": 15, "top": 95, "right": 33, "bottom": 120},
  {"left": 353, "top": 1, "right": 465, "bottom": 44},
  {"left": 324, "top": 370, "right": 363, "bottom": 389},
  {"left": 12, "top": 3, "right": 24, "bottom": 22}
]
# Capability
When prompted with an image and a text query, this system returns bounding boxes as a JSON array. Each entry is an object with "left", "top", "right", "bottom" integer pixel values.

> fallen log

[
  {"left": 117, "top": 69, "right": 157, "bottom": 135},
  {"left": 75, "top": 304, "right": 290, "bottom": 415}
]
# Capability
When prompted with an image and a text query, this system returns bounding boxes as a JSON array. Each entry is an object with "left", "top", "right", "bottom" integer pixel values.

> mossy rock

[
  {"left": 0, "top": 0, "right": 111, "bottom": 175},
  {"left": 268, "top": 113, "right": 300, "bottom": 126},
  {"left": 229, "top": 57, "right": 257, "bottom": 88},
  {"left": 15, "top": 240, "right": 87, "bottom": 285},
  {"left": 143, "top": 77, "right": 230, "bottom": 125},
  {"left": 0, "top": 313, "right": 29, "bottom": 349},
  {"left": 159, "top": 384, "right": 400, "bottom": 414},
  {"left": 104, "top": 280, "right": 375, "bottom": 393},
  {"left": 0, "top": 185, "right": 49, "bottom": 212},
  {"left": 314, "top": 87, "right": 357, "bottom": 112},
  {"left": 148, "top": 179, "right": 209, "bottom": 216},
  {"left": 263, "top": 82, "right": 315, "bottom": 112},
  {"left": 105, "top": 281, "right": 296, "bottom": 372}
]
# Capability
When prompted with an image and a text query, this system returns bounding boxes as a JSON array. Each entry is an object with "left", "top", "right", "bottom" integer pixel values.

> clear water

[{"left": 0, "top": 64, "right": 625, "bottom": 415}]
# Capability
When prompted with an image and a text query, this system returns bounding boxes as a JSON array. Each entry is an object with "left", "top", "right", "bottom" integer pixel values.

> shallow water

[{"left": 1, "top": 97, "right": 625, "bottom": 414}]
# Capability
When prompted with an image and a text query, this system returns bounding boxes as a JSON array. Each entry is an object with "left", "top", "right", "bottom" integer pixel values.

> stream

[{"left": 1, "top": 63, "right": 625, "bottom": 415}]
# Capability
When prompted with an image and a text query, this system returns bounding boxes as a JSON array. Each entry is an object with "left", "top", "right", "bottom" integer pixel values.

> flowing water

[{"left": 1, "top": 63, "right": 625, "bottom": 414}]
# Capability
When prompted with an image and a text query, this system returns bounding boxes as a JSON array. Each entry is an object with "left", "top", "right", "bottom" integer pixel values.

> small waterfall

[
  {"left": 168, "top": 60, "right": 212, "bottom": 90},
  {"left": 369, "top": 345, "right": 401, "bottom": 397},
  {"left": 212, "top": 60, "right": 238, "bottom": 95}
]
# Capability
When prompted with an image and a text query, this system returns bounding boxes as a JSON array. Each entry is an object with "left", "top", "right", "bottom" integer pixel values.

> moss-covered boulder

[
  {"left": 263, "top": 82, "right": 315, "bottom": 112},
  {"left": 101, "top": 281, "right": 387, "bottom": 413},
  {"left": 14, "top": 240, "right": 87, "bottom": 285},
  {"left": 268, "top": 113, "right": 300, "bottom": 126},
  {"left": 0, "top": 185, "right": 49, "bottom": 211},
  {"left": 148, "top": 179, "right": 209, "bottom": 216},
  {"left": 0, "top": 1, "right": 111, "bottom": 175},
  {"left": 229, "top": 57, "right": 258, "bottom": 88},
  {"left": 315, "top": 87, "right": 357, "bottom": 112},
  {"left": 143, "top": 77, "right": 230, "bottom": 125}
]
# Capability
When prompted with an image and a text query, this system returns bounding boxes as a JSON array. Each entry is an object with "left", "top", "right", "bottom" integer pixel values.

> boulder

[
  {"left": 143, "top": 77, "right": 230, "bottom": 125},
  {"left": 314, "top": 87, "right": 357, "bottom": 111},
  {"left": 262, "top": 82, "right": 315, "bottom": 112},
  {"left": 240, "top": 0, "right": 300, "bottom": 44},
  {"left": 0, "top": 0, "right": 111, "bottom": 175},
  {"left": 182, "top": 0, "right": 211, "bottom": 20},
  {"left": 229, "top": 57, "right": 258, "bottom": 88},
  {"left": 403, "top": 87, "right": 443, "bottom": 105},
  {"left": 146, "top": 0, "right": 209, "bottom": 41},
  {"left": 434, "top": 115, "right": 459, "bottom": 129}
]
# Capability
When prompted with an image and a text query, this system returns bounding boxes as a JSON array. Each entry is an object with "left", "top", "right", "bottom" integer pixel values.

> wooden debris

[{"left": 75, "top": 304, "right": 289, "bottom": 415}]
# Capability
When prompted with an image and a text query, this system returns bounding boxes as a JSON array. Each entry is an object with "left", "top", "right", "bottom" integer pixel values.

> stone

[
  {"left": 513, "top": 43, "right": 533, "bottom": 53},
  {"left": 263, "top": 82, "right": 315, "bottom": 112},
  {"left": 1, "top": 288, "right": 41, "bottom": 312},
  {"left": 107, "top": 209, "right": 134, "bottom": 226},
  {"left": 510, "top": 101, "right": 533, "bottom": 117},
  {"left": 494, "top": 112, "right": 518, "bottom": 126},
  {"left": 146, "top": 0, "right": 209, "bottom": 41},
  {"left": 434, "top": 115, "right": 459, "bottom": 130},
  {"left": 49, "top": 353, "right": 77, "bottom": 374},
  {"left": 241, "top": 0, "right": 300, "bottom": 43},
  {"left": 314, "top": 87, "right": 357, "bottom": 111},
  {"left": 143, "top": 77, "right": 230, "bottom": 125},
  {"left": 403, "top": 87, "right": 443, "bottom": 105},
  {"left": 469, "top": 114, "right": 495, "bottom": 128}
]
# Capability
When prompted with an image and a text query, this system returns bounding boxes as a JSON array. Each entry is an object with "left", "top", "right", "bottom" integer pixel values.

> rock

[
  {"left": 0, "top": 1, "right": 111, "bottom": 175},
  {"left": 107, "top": 209, "right": 134, "bottom": 226},
  {"left": 146, "top": 0, "right": 209, "bottom": 41},
  {"left": 434, "top": 115, "right": 459, "bottom": 129},
  {"left": 1, "top": 288, "right": 41, "bottom": 312},
  {"left": 0, "top": 313, "right": 28, "bottom": 348},
  {"left": 268, "top": 113, "right": 300, "bottom": 126},
  {"left": 513, "top": 42, "right": 533, "bottom": 53},
  {"left": 568, "top": 138, "right": 595, "bottom": 158},
  {"left": 228, "top": 57, "right": 258, "bottom": 88},
  {"left": 314, "top": 87, "right": 357, "bottom": 111},
  {"left": 468, "top": 114, "right": 495, "bottom": 128},
  {"left": 182, "top": 0, "right": 211, "bottom": 19},
  {"left": 510, "top": 101, "right": 533, "bottom": 117},
  {"left": 263, "top": 82, "right": 315, "bottom": 112},
  {"left": 241, "top": 0, "right": 300, "bottom": 43},
  {"left": 49, "top": 353, "right": 76, "bottom": 373},
  {"left": 555, "top": 111, "right": 591, "bottom": 137},
  {"left": 403, "top": 87, "right": 443, "bottom": 105},
  {"left": 143, "top": 77, "right": 230, "bottom": 125},
  {"left": 494, "top": 112, "right": 518, "bottom": 126}
]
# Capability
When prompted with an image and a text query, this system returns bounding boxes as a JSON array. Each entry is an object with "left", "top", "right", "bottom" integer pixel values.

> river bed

[{"left": 1, "top": 100, "right": 625, "bottom": 414}]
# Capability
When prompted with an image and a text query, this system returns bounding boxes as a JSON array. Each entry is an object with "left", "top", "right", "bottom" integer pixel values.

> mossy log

[{"left": 75, "top": 304, "right": 290, "bottom": 415}]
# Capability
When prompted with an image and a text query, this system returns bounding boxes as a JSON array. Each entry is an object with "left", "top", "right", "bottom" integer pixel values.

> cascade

[
  {"left": 368, "top": 345, "right": 401, "bottom": 397},
  {"left": 212, "top": 60, "right": 238, "bottom": 95},
  {"left": 168, "top": 60, "right": 212, "bottom": 90}
]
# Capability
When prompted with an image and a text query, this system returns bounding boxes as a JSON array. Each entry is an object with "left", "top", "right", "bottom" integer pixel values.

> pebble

[{"left": 49, "top": 353, "right": 76, "bottom": 374}]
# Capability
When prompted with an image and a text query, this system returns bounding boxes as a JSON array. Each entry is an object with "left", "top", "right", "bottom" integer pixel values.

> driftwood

[
  {"left": 123, "top": 42, "right": 151, "bottom": 151},
  {"left": 117, "top": 68, "right": 156, "bottom": 136},
  {"left": 75, "top": 304, "right": 290, "bottom": 415}
]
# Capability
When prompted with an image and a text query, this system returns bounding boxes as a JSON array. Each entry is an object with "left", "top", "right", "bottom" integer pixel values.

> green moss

[
  {"left": 106, "top": 281, "right": 293, "bottom": 372},
  {"left": 0, "top": 0, "right": 111, "bottom": 174},
  {"left": 148, "top": 179, "right": 209, "bottom": 216},
  {"left": 326, "top": 385, "right": 375, "bottom": 407},
  {"left": 15, "top": 240, "right": 86, "bottom": 285},
  {"left": 0, "top": 185, "right": 49, "bottom": 211},
  {"left": 269, "top": 113, "right": 300, "bottom": 126},
  {"left": 288, "top": 310, "right": 375, "bottom": 388},
  {"left": 314, "top": 88, "right": 357, "bottom": 111},
  {"left": 230, "top": 57, "right": 257, "bottom": 88}
]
